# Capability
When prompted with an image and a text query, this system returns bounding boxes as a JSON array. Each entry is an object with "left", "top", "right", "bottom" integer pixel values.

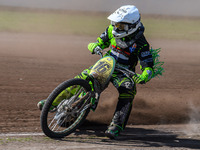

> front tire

[{"left": 40, "top": 78, "right": 92, "bottom": 138}]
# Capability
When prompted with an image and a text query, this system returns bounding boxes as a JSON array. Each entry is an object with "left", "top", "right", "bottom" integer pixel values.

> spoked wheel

[{"left": 40, "top": 78, "right": 92, "bottom": 138}]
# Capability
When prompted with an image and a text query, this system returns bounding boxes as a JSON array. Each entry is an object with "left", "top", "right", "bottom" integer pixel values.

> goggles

[
  {"left": 112, "top": 22, "right": 129, "bottom": 31},
  {"left": 111, "top": 19, "right": 140, "bottom": 31}
]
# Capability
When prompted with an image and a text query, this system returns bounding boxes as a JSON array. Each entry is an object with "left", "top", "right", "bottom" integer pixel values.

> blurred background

[
  {"left": 0, "top": 0, "right": 200, "bottom": 16},
  {"left": 0, "top": 0, "right": 200, "bottom": 39}
]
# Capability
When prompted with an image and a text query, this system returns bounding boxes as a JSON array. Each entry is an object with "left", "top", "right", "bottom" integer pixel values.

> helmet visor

[{"left": 112, "top": 22, "right": 129, "bottom": 31}]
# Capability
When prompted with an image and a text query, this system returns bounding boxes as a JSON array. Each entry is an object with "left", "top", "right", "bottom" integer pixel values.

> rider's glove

[
  {"left": 132, "top": 67, "right": 153, "bottom": 84},
  {"left": 88, "top": 43, "right": 98, "bottom": 54},
  {"left": 88, "top": 43, "right": 102, "bottom": 55},
  {"left": 132, "top": 74, "right": 145, "bottom": 84}
]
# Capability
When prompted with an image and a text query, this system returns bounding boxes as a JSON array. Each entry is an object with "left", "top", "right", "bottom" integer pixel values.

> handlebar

[
  {"left": 93, "top": 46, "right": 136, "bottom": 77},
  {"left": 92, "top": 46, "right": 146, "bottom": 84},
  {"left": 93, "top": 46, "right": 103, "bottom": 58}
]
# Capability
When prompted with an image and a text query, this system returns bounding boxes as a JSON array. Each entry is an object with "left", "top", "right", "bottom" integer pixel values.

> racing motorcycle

[{"left": 40, "top": 46, "right": 138, "bottom": 138}]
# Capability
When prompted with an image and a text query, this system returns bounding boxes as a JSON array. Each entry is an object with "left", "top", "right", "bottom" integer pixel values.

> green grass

[
  {"left": 0, "top": 8, "right": 200, "bottom": 40},
  {"left": 0, "top": 9, "right": 110, "bottom": 36},
  {"left": 0, "top": 137, "right": 33, "bottom": 144},
  {"left": 142, "top": 17, "right": 200, "bottom": 40}
]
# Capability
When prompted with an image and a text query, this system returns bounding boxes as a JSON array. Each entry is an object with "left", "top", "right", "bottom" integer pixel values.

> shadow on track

[{"left": 59, "top": 120, "right": 200, "bottom": 149}]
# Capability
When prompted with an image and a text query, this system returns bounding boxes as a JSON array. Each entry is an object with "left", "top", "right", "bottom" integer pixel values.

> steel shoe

[{"left": 105, "top": 123, "right": 122, "bottom": 139}]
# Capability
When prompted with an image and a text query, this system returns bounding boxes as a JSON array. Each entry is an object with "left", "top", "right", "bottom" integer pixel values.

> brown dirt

[{"left": 0, "top": 32, "right": 200, "bottom": 149}]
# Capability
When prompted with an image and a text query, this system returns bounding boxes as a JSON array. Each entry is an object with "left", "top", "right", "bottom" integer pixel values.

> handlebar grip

[{"left": 94, "top": 46, "right": 103, "bottom": 57}]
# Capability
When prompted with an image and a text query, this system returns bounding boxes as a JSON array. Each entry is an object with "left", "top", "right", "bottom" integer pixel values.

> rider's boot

[
  {"left": 105, "top": 97, "right": 133, "bottom": 139},
  {"left": 105, "top": 123, "right": 123, "bottom": 139},
  {"left": 37, "top": 100, "right": 57, "bottom": 111}
]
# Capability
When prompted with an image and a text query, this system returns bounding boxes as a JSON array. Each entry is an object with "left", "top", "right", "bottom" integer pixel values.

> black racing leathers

[{"left": 96, "top": 24, "right": 154, "bottom": 130}]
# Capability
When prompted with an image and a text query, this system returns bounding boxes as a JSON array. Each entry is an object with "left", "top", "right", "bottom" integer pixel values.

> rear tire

[{"left": 40, "top": 78, "right": 91, "bottom": 138}]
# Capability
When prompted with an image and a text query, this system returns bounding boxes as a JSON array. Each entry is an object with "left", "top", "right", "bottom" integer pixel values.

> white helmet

[{"left": 108, "top": 5, "right": 141, "bottom": 38}]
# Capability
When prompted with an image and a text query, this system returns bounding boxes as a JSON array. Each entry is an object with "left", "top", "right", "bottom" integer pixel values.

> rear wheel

[{"left": 40, "top": 78, "right": 92, "bottom": 138}]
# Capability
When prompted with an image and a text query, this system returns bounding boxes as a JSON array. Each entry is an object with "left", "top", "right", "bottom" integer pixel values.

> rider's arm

[
  {"left": 134, "top": 35, "right": 154, "bottom": 83},
  {"left": 88, "top": 25, "right": 112, "bottom": 54},
  {"left": 96, "top": 25, "right": 113, "bottom": 49}
]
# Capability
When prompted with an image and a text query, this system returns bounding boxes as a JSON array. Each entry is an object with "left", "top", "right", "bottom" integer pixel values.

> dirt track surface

[
  {"left": 0, "top": 124, "right": 200, "bottom": 150},
  {"left": 0, "top": 32, "right": 200, "bottom": 149}
]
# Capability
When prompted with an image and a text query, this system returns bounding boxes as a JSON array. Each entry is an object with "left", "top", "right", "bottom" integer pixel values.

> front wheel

[{"left": 40, "top": 78, "right": 92, "bottom": 138}]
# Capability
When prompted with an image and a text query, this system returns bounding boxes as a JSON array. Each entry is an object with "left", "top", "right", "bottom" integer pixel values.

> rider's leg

[
  {"left": 37, "top": 68, "right": 91, "bottom": 110},
  {"left": 105, "top": 72, "right": 136, "bottom": 138},
  {"left": 51, "top": 69, "right": 91, "bottom": 105}
]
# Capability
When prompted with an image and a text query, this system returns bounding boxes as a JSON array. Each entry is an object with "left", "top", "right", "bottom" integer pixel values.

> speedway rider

[
  {"left": 90, "top": 5, "right": 154, "bottom": 138},
  {"left": 38, "top": 5, "right": 154, "bottom": 139}
]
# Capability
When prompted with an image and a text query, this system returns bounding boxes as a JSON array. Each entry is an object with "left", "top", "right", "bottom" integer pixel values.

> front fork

[
  {"left": 83, "top": 78, "right": 100, "bottom": 112},
  {"left": 90, "top": 91, "right": 100, "bottom": 111}
]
